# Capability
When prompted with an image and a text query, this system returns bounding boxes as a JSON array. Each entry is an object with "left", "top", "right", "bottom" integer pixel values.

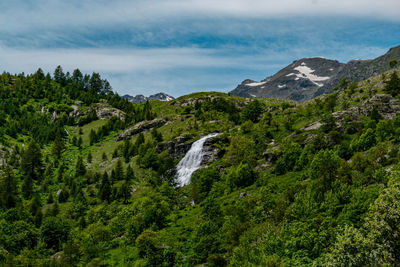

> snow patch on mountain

[
  {"left": 246, "top": 81, "right": 267, "bottom": 87},
  {"left": 287, "top": 63, "right": 331, "bottom": 87}
]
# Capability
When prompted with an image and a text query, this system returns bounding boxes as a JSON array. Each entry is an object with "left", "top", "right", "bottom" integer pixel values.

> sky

[{"left": 1, "top": 1, "right": 400, "bottom": 97}]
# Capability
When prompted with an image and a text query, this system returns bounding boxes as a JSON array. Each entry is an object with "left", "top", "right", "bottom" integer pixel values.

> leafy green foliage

[{"left": 2, "top": 66, "right": 400, "bottom": 266}]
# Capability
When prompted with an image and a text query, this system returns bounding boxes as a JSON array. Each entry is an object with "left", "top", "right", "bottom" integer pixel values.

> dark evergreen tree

[
  {"left": 75, "top": 156, "right": 86, "bottom": 177},
  {"left": 123, "top": 138, "right": 131, "bottom": 163},
  {"left": 115, "top": 159, "right": 124, "bottom": 181},
  {"left": 0, "top": 165, "right": 18, "bottom": 208},
  {"left": 99, "top": 172, "right": 111, "bottom": 202},
  {"left": 77, "top": 136, "right": 83, "bottom": 148},
  {"left": 54, "top": 65, "right": 66, "bottom": 86},
  {"left": 120, "top": 181, "right": 131, "bottom": 204},
  {"left": 21, "top": 176, "right": 33, "bottom": 200},
  {"left": 87, "top": 151, "right": 92, "bottom": 164},
  {"left": 20, "top": 140, "right": 43, "bottom": 180},
  {"left": 89, "top": 72, "right": 103, "bottom": 94},
  {"left": 126, "top": 164, "right": 134, "bottom": 181},
  {"left": 52, "top": 131, "right": 65, "bottom": 160}
]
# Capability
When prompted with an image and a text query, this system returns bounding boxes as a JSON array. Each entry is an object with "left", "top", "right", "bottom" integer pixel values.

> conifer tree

[
  {"left": 123, "top": 138, "right": 131, "bottom": 163},
  {"left": 21, "top": 140, "right": 43, "bottom": 180},
  {"left": 22, "top": 176, "right": 33, "bottom": 200},
  {"left": 99, "top": 172, "right": 111, "bottom": 202},
  {"left": 75, "top": 156, "right": 86, "bottom": 177},
  {"left": 0, "top": 165, "right": 18, "bottom": 208},
  {"left": 114, "top": 159, "right": 124, "bottom": 181},
  {"left": 87, "top": 151, "right": 92, "bottom": 164},
  {"left": 77, "top": 136, "right": 83, "bottom": 148},
  {"left": 120, "top": 181, "right": 131, "bottom": 204},
  {"left": 52, "top": 131, "right": 65, "bottom": 160},
  {"left": 30, "top": 194, "right": 42, "bottom": 217},
  {"left": 126, "top": 164, "right": 134, "bottom": 181}
]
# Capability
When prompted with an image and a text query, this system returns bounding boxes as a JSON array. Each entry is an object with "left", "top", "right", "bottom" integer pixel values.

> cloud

[
  {"left": 0, "top": 43, "right": 387, "bottom": 96},
  {"left": 1, "top": 0, "right": 399, "bottom": 35}
]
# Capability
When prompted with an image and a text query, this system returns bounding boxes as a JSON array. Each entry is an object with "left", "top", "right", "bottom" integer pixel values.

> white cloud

[
  {"left": 1, "top": 0, "right": 399, "bottom": 34},
  {"left": 0, "top": 44, "right": 386, "bottom": 96}
]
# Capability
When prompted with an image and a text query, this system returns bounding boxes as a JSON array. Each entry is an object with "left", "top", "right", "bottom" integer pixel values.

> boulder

[{"left": 303, "top": 121, "right": 322, "bottom": 131}]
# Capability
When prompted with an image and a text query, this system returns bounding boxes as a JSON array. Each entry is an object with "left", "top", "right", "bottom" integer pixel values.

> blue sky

[{"left": 1, "top": 0, "right": 400, "bottom": 97}]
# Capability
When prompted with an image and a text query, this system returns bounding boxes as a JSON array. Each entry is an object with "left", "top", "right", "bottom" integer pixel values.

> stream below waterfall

[{"left": 175, "top": 133, "right": 219, "bottom": 186}]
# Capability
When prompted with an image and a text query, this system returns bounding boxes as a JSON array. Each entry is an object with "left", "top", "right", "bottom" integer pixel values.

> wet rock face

[
  {"left": 115, "top": 118, "right": 167, "bottom": 141},
  {"left": 157, "top": 135, "right": 221, "bottom": 165},
  {"left": 201, "top": 138, "right": 220, "bottom": 165},
  {"left": 157, "top": 136, "right": 192, "bottom": 159}
]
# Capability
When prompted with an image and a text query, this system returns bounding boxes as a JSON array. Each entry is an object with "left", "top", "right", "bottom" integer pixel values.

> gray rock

[
  {"left": 333, "top": 94, "right": 400, "bottom": 129},
  {"left": 116, "top": 118, "right": 167, "bottom": 141},
  {"left": 93, "top": 103, "right": 126, "bottom": 120}
]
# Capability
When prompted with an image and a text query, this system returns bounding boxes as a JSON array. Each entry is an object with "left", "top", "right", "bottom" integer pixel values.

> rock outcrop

[
  {"left": 333, "top": 94, "right": 400, "bottom": 128},
  {"left": 157, "top": 136, "right": 193, "bottom": 159},
  {"left": 116, "top": 118, "right": 166, "bottom": 141},
  {"left": 93, "top": 103, "right": 126, "bottom": 121}
]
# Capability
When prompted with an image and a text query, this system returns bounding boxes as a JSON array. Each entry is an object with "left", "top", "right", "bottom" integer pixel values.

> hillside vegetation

[{"left": 1, "top": 65, "right": 400, "bottom": 266}]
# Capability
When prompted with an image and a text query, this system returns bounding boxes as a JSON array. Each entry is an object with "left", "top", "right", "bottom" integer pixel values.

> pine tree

[
  {"left": 30, "top": 194, "right": 42, "bottom": 216},
  {"left": 114, "top": 159, "right": 124, "bottom": 181},
  {"left": 21, "top": 140, "right": 43, "bottom": 180},
  {"left": 99, "top": 172, "right": 111, "bottom": 202},
  {"left": 77, "top": 136, "right": 83, "bottom": 148},
  {"left": 120, "top": 181, "right": 131, "bottom": 204},
  {"left": 22, "top": 176, "right": 33, "bottom": 199},
  {"left": 75, "top": 156, "right": 86, "bottom": 177},
  {"left": 123, "top": 138, "right": 131, "bottom": 163},
  {"left": 126, "top": 165, "right": 134, "bottom": 181},
  {"left": 87, "top": 151, "right": 92, "bottom": 164},
  {"left": 72, "top": 136, "right": 77, "bottom": 146},
  {"left": 52, "top": 131, "right": 65, "bottom": 160},
  {"left": 54, "top": 65, "right": 66, "bottom": 85},
  {"left": 0, "top": 165, "right": 18, "bottom": 208}
]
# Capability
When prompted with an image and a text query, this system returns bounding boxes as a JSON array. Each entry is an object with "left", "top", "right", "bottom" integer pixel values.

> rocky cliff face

[
  {"left": 231, "top": 58, "right": 344, "bottom": 102},
  {"left": 230, "top": 45, "right": 400, "bottom": 102}
]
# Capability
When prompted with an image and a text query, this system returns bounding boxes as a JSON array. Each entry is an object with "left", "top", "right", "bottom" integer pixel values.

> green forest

[{"left": 1, "top": 64, "right": 400, "bottom": 266}]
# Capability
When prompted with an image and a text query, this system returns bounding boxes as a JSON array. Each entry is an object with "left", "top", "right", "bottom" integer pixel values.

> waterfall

[{"left": 176, "top": 133, "right": 219, "bottom": 186}]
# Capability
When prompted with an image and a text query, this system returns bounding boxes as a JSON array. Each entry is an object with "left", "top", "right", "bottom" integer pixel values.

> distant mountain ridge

[
  {"left": 230, "top": 45, "right": 400, "bottom": 102},
  {"left": 122, "top": 92, "right": 175, "bottom": 103}
]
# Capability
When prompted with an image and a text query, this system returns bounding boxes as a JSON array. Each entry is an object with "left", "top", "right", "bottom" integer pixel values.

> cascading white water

[{"left": 176, "top": 133, "right": 219, "bottom": 186}]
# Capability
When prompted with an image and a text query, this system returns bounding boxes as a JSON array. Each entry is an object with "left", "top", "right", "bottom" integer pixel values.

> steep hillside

[
  {"left": 2, "top": 65, "right": 400, "bottom": 266},
  {"left": 231, "top": 45, "right": 400, "bottom": 102}
]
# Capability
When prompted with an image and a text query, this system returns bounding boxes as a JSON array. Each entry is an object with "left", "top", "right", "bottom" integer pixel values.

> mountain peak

[
  {"left": 230, "top": 45, "right": 400, "bottom": 102},
  {"left": 122, "top": 92, "right": 175, "bottom": 103}
]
